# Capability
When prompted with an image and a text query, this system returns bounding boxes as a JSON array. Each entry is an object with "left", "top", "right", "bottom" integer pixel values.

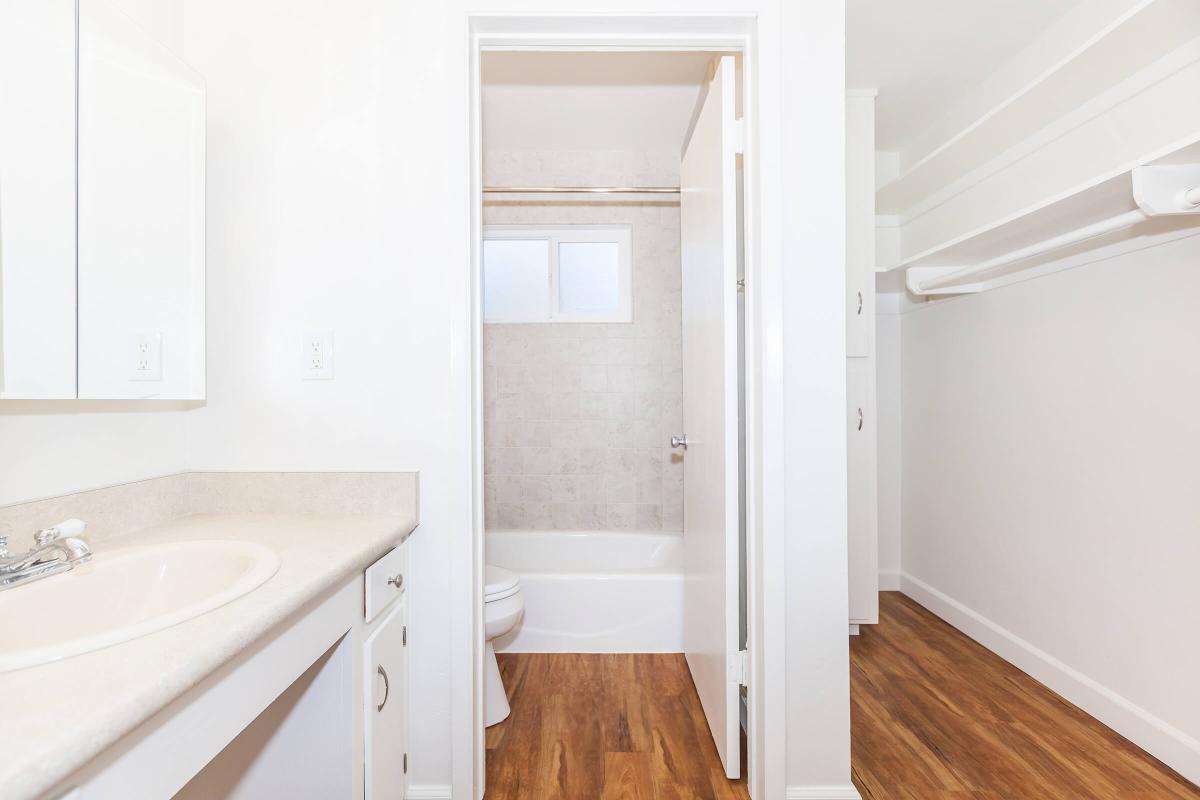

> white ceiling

[
  {"left": 481, "top": 51, "right": 714, "bottom": 153},
  {"left": 847, "top": 0, "right": 1082, "bottom": 156}
]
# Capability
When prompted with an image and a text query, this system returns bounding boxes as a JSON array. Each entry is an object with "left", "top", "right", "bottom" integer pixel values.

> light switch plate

[
  {"left": 130, "top": 332, "right": 163, "bottom": 381},
  {"left": 301, "top": 330, "right": 334, "bottom": 380}
]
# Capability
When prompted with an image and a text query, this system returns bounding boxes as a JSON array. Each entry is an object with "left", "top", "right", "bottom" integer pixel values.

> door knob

[{"left": 670, "top": 435, "right": 690, "bottom": 450}]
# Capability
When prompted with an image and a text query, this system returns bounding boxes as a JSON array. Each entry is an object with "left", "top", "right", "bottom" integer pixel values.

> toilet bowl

[{"left": 484, "top": 564, "right": 523, "bottom": 727}]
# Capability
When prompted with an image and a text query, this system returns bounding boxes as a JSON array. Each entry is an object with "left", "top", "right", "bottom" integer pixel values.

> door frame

[{"left": 464, "top": 15, "right": 785, "bottom": 800}]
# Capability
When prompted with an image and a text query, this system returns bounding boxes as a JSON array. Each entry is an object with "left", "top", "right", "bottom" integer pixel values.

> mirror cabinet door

[
  {"left": 78, "top": 0, "right": 205, "bottom": 400},
  {"left": 0, "top": 0, "right": 78, "bottom": 399},
  {"left": 0, "top": 0, "right": 205, "bottom": 401}
]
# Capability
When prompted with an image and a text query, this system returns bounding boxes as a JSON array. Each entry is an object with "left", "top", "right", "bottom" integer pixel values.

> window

[{"left": 482, "top": 225, "right": 632, "bottom": 323}]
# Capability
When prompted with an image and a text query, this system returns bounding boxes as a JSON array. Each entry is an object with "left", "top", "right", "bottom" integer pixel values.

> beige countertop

[{"left": 0, "top": 512, "right": 417, "bottom": 800}]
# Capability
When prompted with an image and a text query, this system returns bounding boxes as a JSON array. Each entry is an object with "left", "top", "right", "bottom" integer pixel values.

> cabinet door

[
  {"left": 364, "top": 599, "right": 407, "bottom": 800},
  {"left": 0, "top": 0, "right": 77, "bottom": 398},
  {"left": 847, "top": 357, "right": 879, "bottom": 623},
  {"left": 846, "top": 93, "right": 876, "bottom": 358}
]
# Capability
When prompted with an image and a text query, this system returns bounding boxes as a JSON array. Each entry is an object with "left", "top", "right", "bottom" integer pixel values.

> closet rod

[
  {"left": 916, "top": 209, "right": 1149, "bottom": 293},
  {"left": 483, "top": 186, "right": 680, "bottom": 194}
]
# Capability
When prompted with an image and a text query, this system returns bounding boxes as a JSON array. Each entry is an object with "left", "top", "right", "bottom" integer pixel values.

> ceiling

[
  {"left": 847, "top": 0, "right": 1082, "bottom": 156},
  {"left": 481, "top": 51, "right": 714, "bottom": 153}
]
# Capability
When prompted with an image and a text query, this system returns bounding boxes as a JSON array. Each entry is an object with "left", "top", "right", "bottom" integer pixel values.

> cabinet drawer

[{"left": 365, "top": 543, "right": 407, "bottom": 623}]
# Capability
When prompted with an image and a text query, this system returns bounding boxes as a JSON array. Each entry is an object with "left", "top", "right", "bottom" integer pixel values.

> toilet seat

[{"left": 484, "top": 565, "right": 520, "bottom": 602}]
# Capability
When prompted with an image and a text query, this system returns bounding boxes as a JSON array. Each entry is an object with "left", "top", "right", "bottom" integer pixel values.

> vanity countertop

[{"left": 0, "top": 512, "right": 417, "bottom": 800}]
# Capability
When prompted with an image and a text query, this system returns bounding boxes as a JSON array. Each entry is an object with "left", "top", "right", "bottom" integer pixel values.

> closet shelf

[{"left": 895, "top": 152, "right": 1200, "bottom": 297}]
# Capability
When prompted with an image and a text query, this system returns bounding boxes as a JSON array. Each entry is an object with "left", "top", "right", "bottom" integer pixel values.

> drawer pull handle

[
  {"left": 376, "top": 665, "right": 390, "bottom": 711},
  {"left": 857, "top": 291, "right": 863, "bottom": 315},
  {"left": 857, "top": 408, "right": 864, "bottom": 431},
  {"left": 387, "top": 573, "right": 404, "bottom": 590}
]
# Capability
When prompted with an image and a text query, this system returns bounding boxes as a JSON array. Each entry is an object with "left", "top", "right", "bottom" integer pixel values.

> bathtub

[{"left": 487, "top": 530, "right": 684, "bottom": 653}]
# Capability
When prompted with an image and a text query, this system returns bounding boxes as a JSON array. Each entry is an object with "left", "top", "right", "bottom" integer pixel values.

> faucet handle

[
  {"left": 0, "top": 536, "right": 8, "bottom": 556},
  {"left": 35, "top": 518, "right": 87, "bottom": 546}
]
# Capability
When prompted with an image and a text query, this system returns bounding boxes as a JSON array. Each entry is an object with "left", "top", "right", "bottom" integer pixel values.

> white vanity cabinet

[{"left": 362, "top": 544, "right": 409, "bottom": 800}]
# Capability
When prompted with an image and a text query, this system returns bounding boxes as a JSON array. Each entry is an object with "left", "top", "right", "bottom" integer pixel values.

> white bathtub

[{"left": 487, "top": 530, "right": 684, "bottom": 653}]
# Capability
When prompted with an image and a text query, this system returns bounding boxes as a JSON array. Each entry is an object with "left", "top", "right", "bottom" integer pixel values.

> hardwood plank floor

[
  {"left": 852, "top": 592, "right": 1200, "bottom": 800},
  {"left": 487, "top": 596, "right": 1197, "bottom": 799},
  {"left": 485, "top": 653, "right": 750, "bottom": 800}
]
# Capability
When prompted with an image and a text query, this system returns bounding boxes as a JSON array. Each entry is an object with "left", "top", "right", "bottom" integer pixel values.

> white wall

[
  {"left": 780, "top": 0, "right": 853, "bottom": 792},
  {"left": 900, "top": 233, "right": 1200, "bottom": 783},
  {"left": 0, "top": 405, "right": 189, "bottom": 507},
  {"left": 177, "top": 0, "right": 454, "bottom": 786},
  {"left": 875, "top": 296, "right": 902, "bottom": 582}
]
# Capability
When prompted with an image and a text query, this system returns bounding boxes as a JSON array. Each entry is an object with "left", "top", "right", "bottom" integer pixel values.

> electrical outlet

[
  {"left": 130, "top": 332, "right": 163, "bottom": 381},
  {"left": 301, "top": 330, "right": 334, "bottom": 380}
]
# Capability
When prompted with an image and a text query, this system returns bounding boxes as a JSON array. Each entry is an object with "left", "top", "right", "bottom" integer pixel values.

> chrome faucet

[{"left": 0, "top": 519, "right": 92, "bottom": 591}]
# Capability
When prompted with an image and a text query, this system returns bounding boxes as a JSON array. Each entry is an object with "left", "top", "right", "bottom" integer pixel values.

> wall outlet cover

[
  {"left": 130, "top": 332, "right": 164, "bottom": 381},
  {"left": 301, "top": 329, "right": 334, "bottom": 380}
]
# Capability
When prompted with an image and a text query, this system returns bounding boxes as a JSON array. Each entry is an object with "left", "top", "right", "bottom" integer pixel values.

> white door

[
  {"left": 680, "top": 54, "right": 741, "bottom": 779},
  {"left": 365, "top": 599, "right": 408, "bottom": 800}
]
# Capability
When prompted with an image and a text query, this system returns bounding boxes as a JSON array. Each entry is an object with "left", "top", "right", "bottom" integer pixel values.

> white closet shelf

[{"left": 890, "top": 145, "right": 1200, "bottom": 297}]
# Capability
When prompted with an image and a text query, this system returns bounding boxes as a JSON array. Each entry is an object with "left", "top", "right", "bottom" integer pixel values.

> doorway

[{"left": 469, "top": 36, "right": 763, "bottom": 799}]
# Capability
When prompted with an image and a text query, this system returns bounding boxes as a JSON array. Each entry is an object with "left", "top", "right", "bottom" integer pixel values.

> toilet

[{"left": 483, "top": 564, "right": 524, "bottom": 727}]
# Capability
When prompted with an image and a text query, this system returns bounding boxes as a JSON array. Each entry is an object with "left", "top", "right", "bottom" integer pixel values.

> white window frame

[{"left": 482, "top": 223, "right": 633, "bottom": 323}]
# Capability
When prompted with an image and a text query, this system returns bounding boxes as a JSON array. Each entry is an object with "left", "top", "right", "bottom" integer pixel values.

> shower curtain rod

[{"left": 483, "top": 186, "right": 680, "bottom": 194}]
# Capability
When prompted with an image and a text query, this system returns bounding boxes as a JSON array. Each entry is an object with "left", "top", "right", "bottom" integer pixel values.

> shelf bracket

[{"left": 1132, "top": 163, "right": 1200, "bottom": 215}]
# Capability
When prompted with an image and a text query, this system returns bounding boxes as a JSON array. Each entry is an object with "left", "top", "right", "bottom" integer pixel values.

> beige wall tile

[{"left": 482, "top": 149, "right": 683, "bottom": 533}]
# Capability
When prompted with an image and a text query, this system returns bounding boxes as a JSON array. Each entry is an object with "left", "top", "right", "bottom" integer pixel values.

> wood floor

[
  {"left": 852, "top": 592, "right": 1200, "bottom": 800},
  {"left": 485, "top": 652, "right": 749, "bottom": 800},
  {"left": 485, "top": 595, "right": 1199, "bottom": 799}
]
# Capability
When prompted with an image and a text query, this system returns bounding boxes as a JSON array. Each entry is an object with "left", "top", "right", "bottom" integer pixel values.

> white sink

[{"left": 0, "top": 540, "right": 280, "bottom": 673}]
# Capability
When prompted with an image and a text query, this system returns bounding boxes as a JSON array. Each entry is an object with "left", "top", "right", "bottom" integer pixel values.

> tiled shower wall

[{"left": 483, "top": 150, "right": 684, "bottom": 533}]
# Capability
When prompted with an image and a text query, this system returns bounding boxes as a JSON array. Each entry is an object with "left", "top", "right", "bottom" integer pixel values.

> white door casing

[{"left": 681, "top": 54, "right": 741, "bottom": 780}]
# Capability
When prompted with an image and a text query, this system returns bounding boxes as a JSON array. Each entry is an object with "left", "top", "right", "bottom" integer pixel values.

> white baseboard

[
  {"left": 877, "top": 571, "right": 901, "bottom": 591},
  {"left": 900, "top": 573, "right": 1200, "bottom": 787},
  {"left": 785, "top": 785, "right": 862, "bottom": 799},
  {"left": 406, "top": 785, "right": 452, "bottom": 800}
]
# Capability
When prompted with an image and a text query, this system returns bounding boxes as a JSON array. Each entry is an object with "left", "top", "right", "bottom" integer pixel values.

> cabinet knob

[
  {"left": 376, "top": 665, "right": 390, "bottom": 712},
  {"left": 387, "top": 573, "right": 404, "bottom": 590}
]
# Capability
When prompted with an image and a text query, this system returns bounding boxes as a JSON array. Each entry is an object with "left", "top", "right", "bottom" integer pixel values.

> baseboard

[
  {"left": 877, "top": 571, "right": 901, "bottom": 591},
  {"left": 785, "top": 785, "right": 862, "bottom": 799},
  {"left": 406, "top": 785, "right": 452, "bottom": 800},
  {"left": 900, "top": 573, "right": 1200, "bottom": 787}
]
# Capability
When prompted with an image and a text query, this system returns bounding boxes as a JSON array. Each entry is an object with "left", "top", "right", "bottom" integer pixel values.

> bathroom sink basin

[{"left": 0, "top": 540, "right": 280, "bottom": 673}]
